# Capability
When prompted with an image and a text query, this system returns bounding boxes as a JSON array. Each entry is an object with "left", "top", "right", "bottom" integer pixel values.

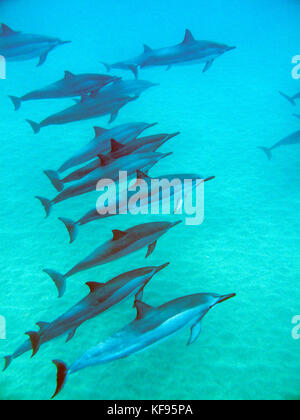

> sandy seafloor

[{"left": 0, "top": 0, "right": 299, "bottom": 400}]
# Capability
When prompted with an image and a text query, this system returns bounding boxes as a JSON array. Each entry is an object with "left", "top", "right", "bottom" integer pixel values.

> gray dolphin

[
  {"left": 51, "top": 291, "right": 236, "bottom": 398},
  {"left": 102, "top": 29, "right": 235, "bottom": 78},
  {"left": 45, "top": 133, "right": 179, "bottom": 192},
  {"left": 59, "top": 172, "right": 214, "bottom": 244},
  {"left": 3, "top": 263, "right": 169, "bottom": 370},
  {"left": 279, "top": 91, "right": 300, "bottom": 106},
  {"left": 9, "top": 71, "right": 120, "bottom": 111},
  {"left": 0, "top": 24, "right": 70, "bottom": 66},
  {"left": 259, "top": 130, "right": 300, "bottom": 160},
  {"left": 43, "top": 221, "right": 181, "bottom": 298},
  {"left": 36, "top": 151, "right": 171, "bottom": 218},
  {"left": 58, "top": 122, "right": 157, "bottom": 174},
  {"left": 26, "top": 95, "right": 138, "bottom": 134}
]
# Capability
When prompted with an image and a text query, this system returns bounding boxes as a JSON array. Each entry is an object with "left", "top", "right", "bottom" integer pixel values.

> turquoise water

[{"left": 0, "top": 0, "right": 300, "bottom": 401}]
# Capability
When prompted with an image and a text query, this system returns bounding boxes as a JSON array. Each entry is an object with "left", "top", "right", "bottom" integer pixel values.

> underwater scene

[{"left": 0, "top": 0, "right": 299, "bottom": 401}]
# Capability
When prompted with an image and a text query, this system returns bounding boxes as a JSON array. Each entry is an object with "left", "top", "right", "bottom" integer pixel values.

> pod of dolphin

[{"left": 2, "top": 23, "right": 238, "bottom": 399}]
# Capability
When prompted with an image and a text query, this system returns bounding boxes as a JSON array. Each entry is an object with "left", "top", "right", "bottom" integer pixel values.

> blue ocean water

[{"left": 0, "top": 0, "right": 300, "bottom": 400}]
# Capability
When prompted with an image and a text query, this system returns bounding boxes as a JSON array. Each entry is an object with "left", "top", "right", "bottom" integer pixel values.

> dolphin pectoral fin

[
  {"left": 94, "top": 126, "right": 107, "bottom": 138},
  {"left": 36, "top": 322, "right": 50, "bottom": 331},
  {"left": 146, "top": 241, "right": 157, "bottom": 258},
  {"left": 134, "top": 300, "right": 155, "bottom": 320},
  {"left": 66, "top": 328, "right": 77, "bottom": 343},
  {"left": 43, "top": 269, "right": 66, "bottom": 298},
  {"left": 52, "top": 360, "right": 69, "bottom": 399},
  {"left": 203, "top": 60, "right": 214, "bottom": 73},
  {"left": 25, "top": 331, "right": 41, "bottom": 357},
  {"left": 166, "top": 65, "right": 172, "bottom": 72},
  {"left": 3, "top": 356, "right": 12, "bottom": 372},
  {"left": 279, "top": 91, "right": 296, "bottom": 106},
  {"left": 109, "top": 111, "right": 119, "bottom": 124},
  {"left": 128, "top": 65, "right": 139, "bottom": 79},
  {"left": 187, "top": 321, "right": 202, "bottom": 346},
  {"left": 37, "top": 51, "right": 49, "bottom": 67},
  {"left": 86, "top": 281, "right": 105, "bottom": 294},
  {"left": 135, "top": 288, "right": 144, "bottom": 303}
]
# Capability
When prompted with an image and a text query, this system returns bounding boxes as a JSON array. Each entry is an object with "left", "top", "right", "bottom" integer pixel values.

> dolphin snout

[
  {"left": 217, "top": 293, "right": 236, "bottom": 304},
  {"left": 155, "top": 262, "right": 170, "bottom": 273},
  {"left": 171, "top": 220, "right": 182, "bottom": 228},
  {"left": 60, "top": 40, "right": 72, "bottom": 45},
  {"left": 227, "top": 46, "right": 236, "bottom": 51}
]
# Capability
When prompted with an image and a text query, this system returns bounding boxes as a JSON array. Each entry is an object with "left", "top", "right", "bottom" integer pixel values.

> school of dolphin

[{"left": 0, "top": 23, "right": 241, "bottom": 399}]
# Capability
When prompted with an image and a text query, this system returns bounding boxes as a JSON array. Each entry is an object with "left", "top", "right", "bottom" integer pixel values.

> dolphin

[
  {"left": 95, "top": 79, "right": 159, "bottom": 100},
  {"left": 43, "top": 221, "right": 181, "bottom": 298},
  {"left": 26, "top": 95, "right": 138, "bottom": 134},
  {"left": 3, "top": 263, "right": 169, "bottom": 371},
  {"left": 279, "top": 91, "right": 300, "bottom": 106},
  {"left": 45, "top": 133, "right": 179, "bottom": 191},
  {"left": 0, "top": 24, "right": 71, "bottom": 66},
  {"left": 58, "top": 122, "right": 157, "bottom": 174},
  {"left": 51, "top": 291, "right": 236, "bottom": 398},
  {"left": 102, "top": 30, "right": 235, "bottom": 79},
  {"left": 59, "top": 171, "right": 215, "bottom": 243},
  {"left": 258, "top": 130, "right": 300, "bottom": 160},
  {"left": 36, "top": 152, "right": 171, "bottom": 217},
  {"left": 9, "top": 71, "right": 120, "bottom": 111}
]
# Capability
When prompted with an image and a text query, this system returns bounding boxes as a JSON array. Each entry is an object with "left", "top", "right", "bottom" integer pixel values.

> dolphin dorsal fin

[
  {"left": 94, "top": 126, "right": 107, "bottom": 138},
  {"left": 86, "top": 282, "right": 105, "bottom": 293},
  {"left": 111, "top": 139, "right": 125, "bottom": 153},
  {"left": 135, "top": 300, "right": 154, "bottom": 320},
  {"left": 112, "top": 229, "right": 128, "bottom": 241},
  {"left": 143, "top": 44, "right": 153, "bottom": 53},
  {"left": 97, "top": 153, "right": 113, "bottom": 166},
  {"left": 64, "top": 71, "right": 75, "bottom": 80},
  {"left": 36, "top": 322, "right": 50, "bottom": 331},
  {"left": 182, "top": 29, "right": 196, "bottom": 44},
  {"left": 1, "top": 24, "right": 19, "bottom": 36}
]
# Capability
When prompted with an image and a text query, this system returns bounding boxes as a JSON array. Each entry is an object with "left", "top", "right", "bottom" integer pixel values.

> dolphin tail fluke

[
  {"left": 35, "top": 196, "right": 52, "bottom": 218},
  {"left": 26, "top": 119, "right": 40, "bottom": 134},
  {"left": 58, "top": 217, "right": 79, "bottom": 244},
  {"left": 9, "top": 95, "right": 21, "bottom": 111},
  {"left": 3, "top": 356, "right": 12, "bottom": 372},
  {"left": 25, "top": 331, "right": 41, "bottom": 357},
  {"left": 100, "top": 62, "right": 111, "bottom": 72},
  {"left": 52, "top": 360, "right": 69, "bottom": 399},
  {"left": 43, "top": 269, "right": 66, "bottom": 298},
  {"left": 258, "top": 146, "right": 272, "bottom": 160},
  {"left": 44, "top": 170, "right": 64, "bottom": 192},
  {"left": 279, "top": 91, "right": 296, "bottom": 106}
]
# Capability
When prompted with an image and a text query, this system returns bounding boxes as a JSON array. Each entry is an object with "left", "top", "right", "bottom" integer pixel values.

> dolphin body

[
  {"left": 45, "top": 133, "right": 179, "bottom": 192},
  {"left": 36, "top": 152, "right": 170, "bottom": 218},
  {"left": 95, "top": 79, "right": 158, "bottom": 100},
  {"left": 102, "top": 30, "right": 235, "bottom": 79},
  {"left": 279, "top": 91, "right": 300, "bottom": 106},
  {"left": 59, "top": 172, "right": 215, "bottom": 244},
  {"left": 51, "top": 291, "right": 236, "bottom": 398},
  {"left": 9, "top": 71, "right": 119, "bottom": 111},
  {"left": 0, "top": 24, "right": 70, "bottom": 66},
  {"left": 26, "top": 95, "right": 138, "bottom": 134},
  {"left": 58, "top": 122, "right": 157, "bottom": 174},
  {"left": 44, "top": 221, "right": 181, "bottom": 298},
  {"left": 3, "top": 263, "right": 169, "bottom": 370},
  {"left": 259, "top": 130, "right": 300, "bottom": 160}
]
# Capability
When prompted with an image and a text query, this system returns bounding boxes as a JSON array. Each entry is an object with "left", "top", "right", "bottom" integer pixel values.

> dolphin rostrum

[
  {"left": 26, "top": 95, "right": 138, "bottom": 134},
  {"left": 45, "top": 133, "right": 179, "bottom": 192},
  {"left": 259, "top": 130, "right": 300, "bottom": 160},
  {"left": 3, "top": 263, "right": 169, "bottom": 369},
  {"left": 0, "top": 24, "right": 71, "bottom": 66},
  {"left": 279, "top": 91, "right": 300, "bottom": 106},
  {"left": 43, "top": 221, "right": 181, "bottom": 297},
  {"left": 51, "top": 292, "right": 236, "bottom": 398},
  {"left": 57, "top": 122, "right": 158, "bottom": 174},
  {"left": 102, "top": 29, "right": 235, "bottom": 78},
  {"left": 59, "top": 171, "right": 214, "bottom": 244},
  {"left": 36, "top": 151, "right": 171, "bottom": 217},
  {"left": 9, "top": 71, "right": 119, "bottom": 111}
]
